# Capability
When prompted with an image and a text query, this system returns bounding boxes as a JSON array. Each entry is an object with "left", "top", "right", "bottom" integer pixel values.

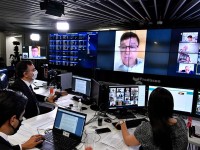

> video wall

[
  {"left": 49, "top": 28, "right": 200, "bottom": 79},
  {"left": 49, "top": 32, "right": 98, "bottom": 68}
]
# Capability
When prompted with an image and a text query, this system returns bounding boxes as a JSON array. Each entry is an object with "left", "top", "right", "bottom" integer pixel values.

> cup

[
  {"left": 49, "top": 86, "right": 54, "bottom": 95},
  {"left": 85, "top": 133, "right": 95, "bottom": 150}
]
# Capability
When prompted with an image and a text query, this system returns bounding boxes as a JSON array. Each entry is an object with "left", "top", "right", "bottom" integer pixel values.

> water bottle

[{"left": 78, "top": 99, "right": 82, "bottom": 112}]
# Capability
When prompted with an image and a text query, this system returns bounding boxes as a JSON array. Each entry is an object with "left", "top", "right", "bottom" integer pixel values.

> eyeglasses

[{"left": 119, "top": 45, "right": 138, "bottom": 51}]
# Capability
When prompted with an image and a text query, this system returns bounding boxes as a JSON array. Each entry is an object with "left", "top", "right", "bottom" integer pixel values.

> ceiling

[{"left": 0, "top": 0, "right": 200, "bottom": 34}]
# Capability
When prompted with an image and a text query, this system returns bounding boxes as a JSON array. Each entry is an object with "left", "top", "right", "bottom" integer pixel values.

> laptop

[{"left": 38, "top": 107, "right": 87, "bottom": 150}]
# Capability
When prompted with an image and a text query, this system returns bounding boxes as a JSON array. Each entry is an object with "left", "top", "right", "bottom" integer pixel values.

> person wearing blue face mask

[
  {"left": 10, "top": 60, "right": 56, "bottom": 119},
  {"left": 0, "top": 89, "right": 44, "bottom": 150}
]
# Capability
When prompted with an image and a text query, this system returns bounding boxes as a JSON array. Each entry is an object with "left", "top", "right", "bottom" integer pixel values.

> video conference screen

[
  {"left": 108, "top": 85, "right": 146, "bottom": 110},
  {"left": 49, "top": 28, "right": 200, "bottom": 78},
  {"left": 148, "top": 86, "right": 194, "bottom": 114},
  {"left": 22, "top": 46, "right": 47, "bottom": 59}
]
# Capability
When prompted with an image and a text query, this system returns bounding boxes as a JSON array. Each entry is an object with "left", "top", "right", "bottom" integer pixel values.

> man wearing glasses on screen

[{"left": 117, "top": 32, "right": 144, "bottom": 73}]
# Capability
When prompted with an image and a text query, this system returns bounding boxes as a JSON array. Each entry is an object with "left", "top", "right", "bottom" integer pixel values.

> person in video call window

[
  {"left": 116, "top": 87, "right": 188, "bottom": 150},
  {"left": 117, "top": 32, "right": 144, "bottom": 73},
  {"left": 180, "top": 65, "right": 194, "bottom": 74},
  {"left": 187, "top": 35, "right": 193, "bottom": 42},
  {"left": 31, "top": 46, "right": 40, "bottom": 57}
]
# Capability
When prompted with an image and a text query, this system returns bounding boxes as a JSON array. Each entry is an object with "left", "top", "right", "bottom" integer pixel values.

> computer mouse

[{"left": 104, "top": 118, "right": 112, "bottom": 123}]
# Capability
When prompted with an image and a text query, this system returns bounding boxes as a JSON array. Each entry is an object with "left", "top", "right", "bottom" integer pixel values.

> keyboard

[
  {"left": 115, "top": 114, "right": 136, "bottom": 119},
  {"left": 112, "top": 118, "right": 149, "bottom": 130},
  {"left": 71, "top": 96, "right": 92, "bottom": 105}
]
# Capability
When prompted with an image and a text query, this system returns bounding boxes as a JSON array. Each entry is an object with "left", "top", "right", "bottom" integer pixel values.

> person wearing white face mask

[{"left": 10, "top": 60, "right": 56, "bottom": 119}]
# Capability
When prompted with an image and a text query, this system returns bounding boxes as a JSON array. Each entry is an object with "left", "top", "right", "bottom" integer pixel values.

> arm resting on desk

[{"left": 120, "top": 121, "right": 140, "bottom": 146}]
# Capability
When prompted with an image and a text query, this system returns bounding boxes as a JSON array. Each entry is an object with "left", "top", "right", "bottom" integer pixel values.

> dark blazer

[
  {"left": 0, "top": 136, "right": 20, "bottom": 150},
  {"left": 10, "top": 78, "right": 39, "bottom": 119}
]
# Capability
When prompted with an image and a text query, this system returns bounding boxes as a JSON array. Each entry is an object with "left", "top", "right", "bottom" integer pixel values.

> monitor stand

[
  {"left": 90, "top": 104, "right": 99, "bottom": 111},
  {"left": 113, "top": 109, "right": 136, "bottom": 119}
]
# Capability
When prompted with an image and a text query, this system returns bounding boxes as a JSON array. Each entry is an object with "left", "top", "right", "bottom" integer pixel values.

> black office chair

[{"left": 0, "top": 73, "right": 8, "bottom": 89}]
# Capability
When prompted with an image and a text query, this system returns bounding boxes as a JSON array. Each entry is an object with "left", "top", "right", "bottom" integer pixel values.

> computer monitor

[
  {"left": 148, "top": 86, "right": 194, "bottom": 114},
  {"left": 90, "top": 79, "right": 120, "bottom": 111},
  {"left": 108, "top": 85, "right": 146, "bottom": 116},
  {"left": 22, "top": 46, "right": 47, "bottom": 59},
  {"left": 72, "top": 75, "right": 91, "bottom": 97},
  {"left": 195, "top": 91, "right": 200, "bottom": 116}
]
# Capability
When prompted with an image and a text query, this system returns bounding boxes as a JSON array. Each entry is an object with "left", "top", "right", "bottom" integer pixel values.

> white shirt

[
  {"left": 0, "top": 132, "right": 22, "bottom": 150},
  {"left": 117, "top": 58, "right": 144, "bottom": 73}
]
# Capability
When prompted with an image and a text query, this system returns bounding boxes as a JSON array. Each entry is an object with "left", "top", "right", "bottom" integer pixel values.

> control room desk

[
  {"left": 8, "top": 80, "right": 200, "bottom": 150},
  {"left": 8, "top": 94, "right": 141, "bottom": 150}
]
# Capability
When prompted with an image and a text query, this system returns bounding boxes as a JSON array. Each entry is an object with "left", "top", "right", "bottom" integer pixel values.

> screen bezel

[
  {"left": 72, "top": 75, "right": 91, "bottom": 97},
  {"left": 148, "top": 85, "right": 195, "bottom": 116},
  {"left": 108, "top": 84, "right": 146, "bottom": 111}
]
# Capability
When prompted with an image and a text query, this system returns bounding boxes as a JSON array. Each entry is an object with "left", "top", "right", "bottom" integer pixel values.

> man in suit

[
  {"left": 0, "top": 89, "right": 44, "bottom": 150},
  {"left": 10, "top": 60, "right": 56, "bottom": 119}
]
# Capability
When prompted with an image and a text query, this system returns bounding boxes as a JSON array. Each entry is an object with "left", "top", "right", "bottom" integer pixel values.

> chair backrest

[{"left": 0, "top": 73, "right": 8, "bottom": 89}]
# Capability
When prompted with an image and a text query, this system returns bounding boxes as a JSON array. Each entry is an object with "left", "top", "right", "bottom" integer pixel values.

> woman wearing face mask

[
  {"left": 10, "top": 60, "right": 56, "bottom": 119},
  {"left": 0, "top": 89, "right": 44, "bottom": 150}
]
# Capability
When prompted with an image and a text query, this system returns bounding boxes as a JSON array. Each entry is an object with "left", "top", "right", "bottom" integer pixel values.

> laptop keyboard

[{"left": 45, "top": 132, "right": 79, "bottom": 150}]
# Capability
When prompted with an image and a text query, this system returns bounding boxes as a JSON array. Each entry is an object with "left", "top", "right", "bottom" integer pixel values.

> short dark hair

[
  {"left": 32, "top": 46, "right": 38, "bottom": 50},
  {"left": 120, "top": 32, "right": 140, "bottom": 45},
  {"left": 0, "top": 89, "right": 27, "bottom": 126},
  {"left": 16, "top": 60, "right": 33, "bottom": 78},
  {"left": 187, "top": 35, "right": 192, "bottom": 38}
]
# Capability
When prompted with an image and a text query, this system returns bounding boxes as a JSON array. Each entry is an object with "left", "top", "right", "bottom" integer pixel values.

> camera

[{"left": 13, "top": 41, "right": 20, "bottom": 45}]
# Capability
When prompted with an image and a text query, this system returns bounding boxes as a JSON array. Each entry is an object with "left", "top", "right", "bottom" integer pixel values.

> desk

[
  {"left": 9, "top": 83, "right": 200, "bottom": 150},
  {"left": 8, "top": 94, "right": 140, "bottom": 150}
]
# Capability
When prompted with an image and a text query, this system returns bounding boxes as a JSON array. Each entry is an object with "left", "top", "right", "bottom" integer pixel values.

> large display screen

[
  {"left": 49, "top": 28, "right": 200, "bottom": 79},
  {"left": 113, "top": 30, "right": 147, "bottom": 73},
  {"left": 49, "top": 32, "right": 98, "bottom": 68},
  {"left": 148, "top": 86, "right": 194, "bottom": 114},
  {"left": 22, "top": 46, "right": 47, "bottom": 59}
]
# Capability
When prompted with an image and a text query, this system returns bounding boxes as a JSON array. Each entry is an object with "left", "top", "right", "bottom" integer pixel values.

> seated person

[
  {"left": 117, "top": 87, "right": 188, "bottom": 150},
  {"left": 0, "top": 89, "right": 44, "bottom": 150},
  {"left": 10, "top": 60, "right": 67, "bottom": 119}
]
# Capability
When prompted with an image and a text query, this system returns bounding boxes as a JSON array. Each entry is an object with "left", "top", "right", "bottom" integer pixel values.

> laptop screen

[{"left": 54, "top": 107, "right": 87, "bottom": 137}]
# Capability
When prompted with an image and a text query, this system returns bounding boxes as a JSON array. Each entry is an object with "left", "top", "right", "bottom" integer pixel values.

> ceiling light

[
  {"left": 30, "top": 33, "right": 40, "bottom": 41},
  {"left": 56, "top": 22, "right": 69, "bottom": 31}
]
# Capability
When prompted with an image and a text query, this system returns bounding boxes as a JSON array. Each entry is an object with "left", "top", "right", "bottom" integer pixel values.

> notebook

[{"left": 38, "top": 107, "right": 87, "bottom": 150}]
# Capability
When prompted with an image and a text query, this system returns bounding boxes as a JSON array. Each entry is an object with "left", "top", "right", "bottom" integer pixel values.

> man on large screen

[{"left": 114, "top": 30, "right": 146, "bottom": 73}]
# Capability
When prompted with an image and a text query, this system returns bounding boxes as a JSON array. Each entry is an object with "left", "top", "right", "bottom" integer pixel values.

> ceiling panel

[{"left": 0, "top": 0, "right": 200, "bottom": 34}]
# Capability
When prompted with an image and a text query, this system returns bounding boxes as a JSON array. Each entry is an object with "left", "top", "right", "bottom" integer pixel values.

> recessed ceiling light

[{"left": 56, "top": 22, "right": 69, "bottom": 31}]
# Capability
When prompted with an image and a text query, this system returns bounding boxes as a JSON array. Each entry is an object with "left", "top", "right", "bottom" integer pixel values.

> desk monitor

[
  {"left": 72, "top": 75, "right": 91, "bottom": 97},
  {"left": 195, "top": 91, "right": 200, "bottom": 116},
  {"left": 90, "top": 79, "right": 120, "bottom": 111},
  {"left": 57, "top": 72, "right": 72, "bottom": 90},
  {"left": 148, "top": 86, "right": 194, "bottom": 114},
  {"left": 108, "top": 85, "right": 146, "bottom": 117}
]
